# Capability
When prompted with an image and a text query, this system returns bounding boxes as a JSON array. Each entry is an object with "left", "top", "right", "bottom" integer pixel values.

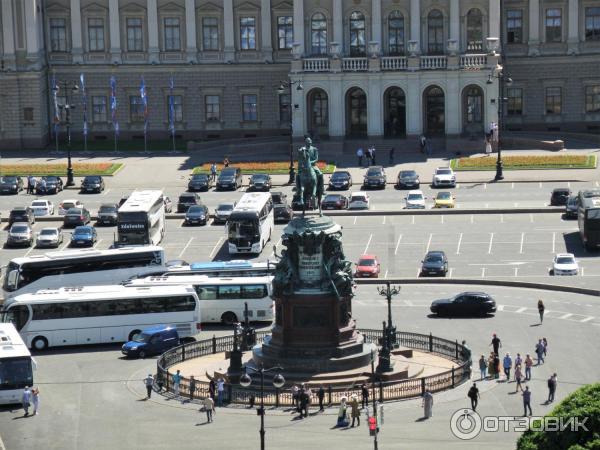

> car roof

[
  {"left": 366, "top": 166, "right": 383, "bottom": 170},
  {"left": 332, "top": 171, "right": 350, "bottom": 176},
  {"left": 11, "top": 222, "right": 30, "bottom": 227},
  {"left": 358, "top": 254, "right": 377, "bottom": 259},
  {"left": 408, "top": 190, "right": 423, "bottom": 194},
  {"left": 188, "top": 204, "right": 205, "bottom": 209},
  {"left": 555, "top": 253, "right": 575, "bottom": 258},
  {"left": 436, "top": 167, "right": 452, "bottom": 170},
  {"left": 40, "top": 227, "right": 60, "bottom": 231},
  {"left": 218, "top": 202, "right": 235, "bottom": 207},
  {"left": 351, "top": 191, "right": 368, "bottom": 197},
  {"left": 62, "top": 199, "right": 79, "bottom": 203},
  {"left": 458, "top": 291, "right": 490, "bottom": 296},
  {"left": 426, "top": 250, "right": 446, "bottom": 256},
  {"left": 552, "top": 188, "right": 570, "bottom": 193},
  {"left": 100, "top": 203, "right": 118, "bottom": 207}
]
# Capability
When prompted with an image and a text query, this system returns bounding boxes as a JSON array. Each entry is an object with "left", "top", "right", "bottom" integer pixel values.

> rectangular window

[
  {"left": 164, "top": 17, "right": 181, "bottom": 51},
  {"left": 507, "top": 88, "right": 523, "bottom": 115},
  {"left": 242, "top": 94, "right": 258, "bottom": 121},
  {"left": 240, "top": 17, "right": 256, "bottom": 50},
  {"left": 129, "top": 96, "right": 144, "bottom": 122},
  {"left": 205, "top": 95, "right": 221, "bottom": 121},
  {"left": 50, "top": 18, "right": 68, "bottom": 52},
  {"left": 279, "top": 93, "right": 291, "bottom": 123},
  {"left": 545, "top": 9, "right": 562, "bottom": 43},
  {"left": 545, "top": 87, "right": 562, "bottom": 115},
  {"left": 585, "top": 7, "right": 600, "bottom": 41},
  {"left": 88, "top": 18, "right": 105, "bottom": 51},
  {"left": 92, "top": 96, "right": 107, "bottom": 122},
  {"left": 240, "top": 284, "right": 268, "bottom": 299},
  {"left": 585, "top": 85, "right": 600, "bottom": 113},
  {"left": 218, "top": 285, "right": 241, "bottom": 299},
  {"left": 23, "top": 107, "right": 34, "bottom": 122},
  {"left": 506, "top": 10, "right": 523, "bottom": 43},
  {"left": 167, "top": 95, "right": 183, "bottom": 122},
  {"left": 277, "top": 16, "right": 293, "bottom": 49},
  {"left": 126, "top": 18, "right": 144, "bottom": 51},
  {"left": 195, "top": 286, "right": 217, "bottom": 300},
  {"left": 202, "top": 17, "right": 219, "bottom": 50}
]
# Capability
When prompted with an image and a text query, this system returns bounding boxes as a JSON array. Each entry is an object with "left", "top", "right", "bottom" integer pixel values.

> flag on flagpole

[
  {"left": 51, "top": 74, "right": 60, "bottom": 136},
  {"left": 80, "top": 73, "right": 88, "bottom": 137},
  {"left": 168, "top": 76, "right": 175, "bottom": 137},
  {"left": 140, "top": 76, "right": 148, "bottom": 134},
  {"left": 110, "top": 76, "right": 119, "bottom": 136}
]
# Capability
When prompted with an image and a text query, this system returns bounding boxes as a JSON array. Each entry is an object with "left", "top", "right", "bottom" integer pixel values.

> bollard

[
  {"left": 452, "top": 367, "right": 455, "bottom": 388},
  {"left": 421, "top": 378, "right": 425, "bottom": 395}
]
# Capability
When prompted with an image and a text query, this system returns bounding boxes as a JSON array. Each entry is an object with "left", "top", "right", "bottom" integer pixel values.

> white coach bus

[
  {"left": 227, "top": 192, "right": 274, "bottom": 254},
  {"left": 117, "top": 190, "right": 166, "bottom": 246},
  {"left": 0, "top": 323, "right": 35, "bottom": 404}
]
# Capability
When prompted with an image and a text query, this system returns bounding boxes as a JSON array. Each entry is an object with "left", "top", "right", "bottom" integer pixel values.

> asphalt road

[{"left": 1, "top": 284, "right": 599, "bottom": 450}]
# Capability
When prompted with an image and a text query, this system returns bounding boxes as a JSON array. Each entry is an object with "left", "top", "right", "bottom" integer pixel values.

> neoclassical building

[{"left": 0, "top": 0, "right": 598, "bottom": 149}]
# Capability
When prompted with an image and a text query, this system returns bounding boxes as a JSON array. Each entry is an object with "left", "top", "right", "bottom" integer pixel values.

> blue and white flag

[
  {"left": 110, "top": 75, "right": 119, "bottom": 136},
  {"left": 140, "top": 76, "right": 148, "bottom": 134},
  {"left": 168, "top": 76, "right": 175, "bottom": 136},
  {"left": 80, "top": 73, "right": 88, "bottom": 137},
  {"left": 51, "top": 74, "right": 60, "bottom": 136}
]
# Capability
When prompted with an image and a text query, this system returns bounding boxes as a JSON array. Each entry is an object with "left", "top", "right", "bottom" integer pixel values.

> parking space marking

[
  {"left": 488, "top": 233, "right": 494, "bottom": 254},
  {"left": 102, "top": 189, "right": 111, "bottom": 196},
  {"left": 404, "top": 300, "right": 413, "bottom": 306},
  {"left": 425, "top": 233, "right": 432, "bottom": 253},
  {"left": 353, "top": 216, "right": 357, "bottom": 225},
  {"left": 209, "top": 237, "right": 224, "bottom": 258},
  {"left": 580, "top": 316, "right": 594, "bottom": 323},
  {"left": 539, "top": 182, "right": 543, "bottom": 188},
  {"left": 440, "top": 215, "right": 444, "bottom": 224},
  {"left": 481, "top": 267, "right": 486, "bottom": 277},
  {"left": 530, "top": 214, "right": 534, "bottom": 223},
  {"left": 382, "top": 216, "right": 386, "bottom": 225},
  {"left": 456, "top": 233, "right": 463, "bottom": 255},
  {"left": 60, "top": 240, "right": 70, "bottom": 250},
  {"left": 514, "top": 267, "right": 518, "bottom": 277},
  {"left": 394, "top": 234, "right": 403, "bottom": 255},
  {"left": 23, "top": 246, "right": 34, "bottom": 257},
  {"left": 511, "top": 183, "right": 514, "bottom": 189},
  {"left": 412, "top": 215, "right": 415, "bottom": 225},
  {"left": 515, "top": 307, "right": 527, "bottom": 313},
  {"left": 559, "top": 313, "right": 573, "bottom": 320},
  {"left": 500, "top": 214, "right": 504, "bottom": 223},
  {"left": 363, "top": 234, "right": 373, "bottom": 254},
  {"left": 93, "top": 239, "right": 103, "bottom": 249},
  {"left": 519, "top": 232, "right": 525, "bottom": 254},
  {"left": 470, "top": 215, "right": 474, "bottom": 224},
  {"left": 552, "top": 232, "right": 556, "bottom": 253},
  {"left": 384, "top": 269, "right": 388, "bottom": 278},
  {"left": 178, "top": 237, "right": 194, "bottom": 258},
  {"left": 581, "top": 267, "right": 585, "bottom": 276},
  {"left": 496, "top": 304, "right": 504, "bottom": 311},
  {"left": 448, "top": 268, "right": 453, "bottom": 278}
]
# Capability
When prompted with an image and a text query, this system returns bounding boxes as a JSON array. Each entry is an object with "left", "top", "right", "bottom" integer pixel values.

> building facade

[{"left": 0, "top": 0, "right": 598, "bottom": 149}]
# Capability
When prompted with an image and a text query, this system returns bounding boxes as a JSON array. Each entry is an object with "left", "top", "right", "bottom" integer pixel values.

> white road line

[
  {"left": 516, "top": 307, "right": 527, "bottom": 313},
  {"left": 581, "top": 267, "right": 585, "bottom": 276},
  {"left": 456, "top": 233, "right": 463, "bottom": 255},
  {"left": 24, "top": 246, "right": 35, "bottom": 257},
  {"left": 382, "top": 216, "right": 386, "bottom": 225},
  {"left": 270, "top": 238, "right": 282, "bottom": 257},
  {"left": 511, "top": 182, "right": 514, "bottom": 189},
  {"left": 93, "top": 239, "right": 103, "bottom": 249},
  {"left": 60, "top": 240, "right": 70, "bottom": 250},
  {"left": 488, "top": 233, "right": 494, "bottom": 254},
  {"left": 178, "top": 237, "right": 194, "bottom": 258},
  {"left": 567, "top": 181, "right": 571, "bottom": 188},
  {"left": 363, "top": 233, "right": 373, "bottom": 254},
  {"left": 102, "top": 188, "right": 111, "bottom": 196},
  {"left": 426, "top": 233, "right": 432, "bottom": 253},
  {"left": 519, "top": 232, "right": 525, "bottom": 254},
  {"left": 394, "top": 234, "right": 403, "bottom": 255},
  {"left": 353, "top": 216, "right": 357, "bottom": 225},
  {"left": 552, "top": 232, "right": 556, "bottom": 254},
  {"left": 481, "top": 267, "right": 486, "bottom": 277},
  {"left": 580, "top": 317, "right": 595, "bottom": 323},
  {"left": 483, "top": 183, "right": 487, "bottom": 190},
  {"left": 514, "top": 267, "right": 518, "bottom": 277},
  {"left": 470, "top": 214, "right": 474, "bottom": 224},
  {"left": 485, "top": 203, "right": 489, "bottom": 208},
  {"left": 496, "top": 305, "right": 505, "bottom": 311},
  {"left": 500, "top": 214, "right": 504, "bottom": 223},
  {"left": 514, "top": 203, "right": 519, "bottom": 207},
  {"left": 416, "top": 268, "right": 421, "bottom": 277},
  {"left": 412, "top": 215, "right": 415, "bottom": 225},
  {"left": 539, "top": 182, "right": 543, "bottom": 188},
  {"left": 448, "top": 268, "right": 453, "bottom": 278},
  {"left": 404, "top": 300, "right": 414, "bottom": 307},
  {"left": 441, "top": 215, "right": 444, "bottom": 224},
  {"left": 559, "top": 313, "right": 573, "bottom": 320},
  {"left": 209, "top": 236, "right": 224, "bottom": 258}
]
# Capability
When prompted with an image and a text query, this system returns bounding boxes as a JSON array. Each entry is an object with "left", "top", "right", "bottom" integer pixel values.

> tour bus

[
  {"left": 227, "top": 192, "right": 274, "bottom": 254},
  {"left": 0, "top": 323, "right": 35, "bottom": 404},
  {"left": 2, "top": 246, "right": 165, "bottom": 299},
  {"left": 125, "top": 275, "right": 273, "bottom": 324},
  {"left": 577, "top": 189, "right": 600, "bottom": 250},
  {"left": 117, "top": 190, "right": 166, "bottom": 246},
  {"left": 1, "top": 285, "right": 200, "bottom": 350},
  {"left": 132, "top": 260, "right": 275, "bottom": 279}
]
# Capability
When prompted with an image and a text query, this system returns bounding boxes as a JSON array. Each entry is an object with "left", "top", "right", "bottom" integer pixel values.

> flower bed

[
  {"left": 0, "top": 163, "right": 123, "bottom": 176},
  {"left": 450, "top": 154, "right": 596, "bottom": 171},
  {"left": 192, "top": 161, "right": 336, "bottom": 175}
]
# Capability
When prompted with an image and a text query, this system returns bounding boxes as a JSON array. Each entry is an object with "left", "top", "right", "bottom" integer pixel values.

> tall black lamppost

[
  {"left": 240, "top": 364, "right": 285, "bottom": 450},
  {"left": 277, "top": 81, "right": 303, "bottom": 185},
  {"left": 52, "top": 80, "right": 79, "bottom": 186},
  {"left": 487, "top": 69, "right": 512, "bottom": 181}
]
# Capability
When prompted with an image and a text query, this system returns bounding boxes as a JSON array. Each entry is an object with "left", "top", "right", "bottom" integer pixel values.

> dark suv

[
  {"left": 216, "top": 167, "right": 243, "bottom": 191},
  {"left": 177, "top": 192, "right": 202, "bottom": 213},
  {"left": 36, "top": 176, "right": 63, "bottom": 195},
  {"left": 0, "top": 176, "right": 24, "bottom": 194},
  {"left": 188, "top": 174, "right": 212, "bottom": 192},
  {"left": 420, "top": 251, "right": 448, "bottom": 277},
  {"left": 8, "top": 207, "right": 35, "bottom": 226},
  {"left": 550, "top": 188, "right": 571, "bottom": 206},
  {"left": 363, "top": 166, "right": 386, "bottom": 189},
  {"left": 97, "top": 203, "right": 118, "bottom": 226},
  {"left": 63, "top": 207, "right": 91, "bottom": 227},
  {"left": 81, "top": 175, "right": 105, "bottom": 193}
]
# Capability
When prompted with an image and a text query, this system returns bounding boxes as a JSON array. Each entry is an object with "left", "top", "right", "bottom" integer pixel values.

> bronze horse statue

[{"left": 296, "top": 145, "right": 323, "bottom": 216}]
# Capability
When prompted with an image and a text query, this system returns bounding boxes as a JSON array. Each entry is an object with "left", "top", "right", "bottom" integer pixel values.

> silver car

[
  {"left": 214, "top": 202, "right": 236, "bottom": 224},
  {"left": 6, "top": 222, "right": 33, "bottom": 247},
  {"left": 36, "top": 227, "right": 64, "bottom": 248}
]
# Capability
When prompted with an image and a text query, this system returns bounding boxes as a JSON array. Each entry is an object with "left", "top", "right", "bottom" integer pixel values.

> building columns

[
  {"left": 410, "top": 0, "right": 420, "bottom": 53},
  {"left": 223, "top": 0, "right": 235, "bottom": 61},
  {"left": 293, "top": 0, "right": 304, "bottom": 56},
  {"left": 449, "top": 0, "right": 460, "bottom": 50},
  {"left": 109, "top": 0, "right": 121, "bottom": 62},
  {"left": 147, "top": 0, "right": 159, "bottom": 62},
  {"left": 24, "top": 0, "right": 40, "bottom": 60},
  {"left": 329, "top": 77, "right": 344, "bottom": 137},
  {"left": 70, "top": 0, "right": 83, "bottom": 62},
  {"left": 333, "top": 0, "right": 343, "bottom": 55},
  {"left": 261, "top": 0, "right": 272, "bottom": 60},
  {"left": 528, "top": 0, "right": 540, "bottom": 55},
  {"left": 367, "top": 79, "right": 383, "bottom": 137},
  {"left": 406, "top": 77, "right": 421, "bottom": 134},
  {"left": 371, "top": 0, "right": 382, "bottom": 52},
  {"left": 1, "top": 0, "right": 16, "bottom": 67},
  {"left": 185, "top": 0, "right": 197, "bottom": 61},
  {"left": 446, "top": 78, "right": 460, "bottom": 135},
  {"left": 568, "top": 0, "right": 579, "bottom": 54},
  {"left": 489, "top": 0, "right": 500, "bottom": 46}
]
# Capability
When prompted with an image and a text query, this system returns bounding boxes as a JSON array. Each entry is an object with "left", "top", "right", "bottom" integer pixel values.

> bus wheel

[
  {"left": 32, "top": 337, "right": 48, "bottom": 351},
  {"left": 128, "top": 329, "right": 142, "bottom": 341},
  {"left": 221, "top": 312, "right": 238, "bottom": 325}
]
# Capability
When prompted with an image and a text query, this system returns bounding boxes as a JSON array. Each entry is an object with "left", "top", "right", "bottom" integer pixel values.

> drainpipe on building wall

[{"left": 41, "top": 0, "right": 54, "bottom": 145}]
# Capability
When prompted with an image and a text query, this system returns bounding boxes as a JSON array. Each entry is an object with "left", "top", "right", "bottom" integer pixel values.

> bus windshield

[
  {"left": 0, "top": 357, "right": 33, "bottom": 390},
  {"left": 228, "top": 220, "right": 259, "bottom": 240}
]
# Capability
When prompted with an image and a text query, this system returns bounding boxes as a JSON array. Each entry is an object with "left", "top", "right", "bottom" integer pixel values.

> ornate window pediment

[{"left": 120, "top": 2, "right": 147, "bottom": 13}]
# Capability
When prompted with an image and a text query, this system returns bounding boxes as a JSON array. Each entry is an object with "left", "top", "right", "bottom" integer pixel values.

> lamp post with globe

[{"left": 276, "top": 81, "right": 303, "bottom": 185}]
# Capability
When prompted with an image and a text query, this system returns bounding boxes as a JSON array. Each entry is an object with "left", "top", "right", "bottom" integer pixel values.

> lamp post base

[
  {"left": 288, "top": 167, "right": 296, "bottom": 185},
  {"left": 66, "top": 167, "right": 75, "bottom": 186},
  {"left": 494, "top": 160, "right": 504, "bottom": 181}
]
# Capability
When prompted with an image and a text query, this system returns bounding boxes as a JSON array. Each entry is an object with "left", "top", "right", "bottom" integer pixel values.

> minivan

[
  {"left": 121, "top": 325, "right": 180, "bottom": 359},
  {"left": 216, "top": 167, "right": 242, "bottom": 191}
]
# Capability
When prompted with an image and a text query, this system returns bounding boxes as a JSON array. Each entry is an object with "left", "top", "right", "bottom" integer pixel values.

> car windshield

[
  {"left": 11, "top": 226, "right": 28, "bottom": 233},
  {"left": 85, "top": 176, "right": 101, "bottom": 182},
  {"left": 66, "top": 208, "right": 82, "bottom": 215},
  {"left": 425, "top": 254, "right": 443, "bottom": 262},
  {"left": 324, "top": 195, "right": 341, "bottom": 202},
  {"left": 133, "top": 333, "right": 151, "bottom": 343},
  {"left": 437, "top": 192, "right": 452, "bottom": 200},
  {"left": 40, "top": 229, "right": 57, "bottom": 236},
  {"left": 358, "top": 258, "right": 376, "bottom": 266},
  {"left": 556, "top": 257, "right": 575, "bottom": 264},
  {"left": 352, "top": 196, "right": 366, "bottom": 202},
  {"left": 567, "top": 197, "right": 578, "bottom": 206},
  {"left": 271, "top": 194, "right": 284, "bottom": 204},
  {"left": 367, "top": 168, "right": 382, "bottom": 176},
  {"left": 0, "top": 177, "right": 17, "bottom": 183},
  {"left": 99, "top": 205, "right": 117, "bottom": 213},
  {"left": 74, "top": 227, "right": 91, "bottom": 235},
  {"left": 400, "top": 171, "right": 416, "bottom": 177},
  {"left": 31, "top": 201, "right": 47, "bottom": 207},
  {"left": 408, "top": 193, "right": 423, "bottom": 200},
  {"left": 437, "top": 169, "right": 452, "bottom": 175},
  {"left": 45, "top": 177, "right": 59, "bottom": 182},
  {"left": 217, "top": 204, "right": 234, "bottom": 211},
  {"left": 331, "top": 172, "right": 349, "bottom": 180},
  {"left": 188, "top": 206, "right": 205, "bottom": 213},
  {"left": 179, "top": 195, "right": 195, "bottom": 202},
  {"left": 62, "top": 202, "right": 77, "bottom": 209},
  {"left": 252, "top": 174, "right": 268, "bottom": 181},
  {"left": 554, "top": 190, "right": 569, "bottom": 196},
  {"left": 221, "top": 169, "right": 236, "bottom": 177},
  {"left": 192, "top": 174, "right": 207, "bottom": 181}
]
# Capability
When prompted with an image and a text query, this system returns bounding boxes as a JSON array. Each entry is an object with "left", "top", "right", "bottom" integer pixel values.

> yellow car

[{"left": 433, "top": 191, "right": 455, "bottom": 208}]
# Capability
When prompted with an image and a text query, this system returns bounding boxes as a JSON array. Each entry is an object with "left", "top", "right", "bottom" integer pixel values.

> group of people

[
  {"left": 21, "top": 386, "right": 40, "bottom": 417},
  {"left": 291, "top": 383, "right": 314, "bottom": 418},
  {"left": 356, "top": 146, "right": 377, "bottom": 167},
  {"left": 26, "top": 175, "right": 45, "bottom": 194}
]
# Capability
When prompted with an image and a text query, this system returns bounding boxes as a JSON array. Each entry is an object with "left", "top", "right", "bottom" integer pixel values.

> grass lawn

[
  {"left": 0, "top": 162, "right": 123, "bottom": 176},
  {"left": 450, "top": 154, "right": 597, "bottom": 171},
  {"left": 192, "top": 161, "right": 336, "bottom": 175}
]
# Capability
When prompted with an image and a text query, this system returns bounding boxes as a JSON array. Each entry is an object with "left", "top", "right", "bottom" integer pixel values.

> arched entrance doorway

[
  {"left": 384, "top": 87, "right": 406, "bottom": 137},
  {"left": 462, "top": 85, "right": 484, "bottom": 135},
  {"left": 346, "top": 87, "right": 367, "bottom": 137},
  {"left": 307, "top": 88, "right": 329, "bottom": 138},
  {"left": 423, "top": 86, "right": 445, "bottom": 135}
]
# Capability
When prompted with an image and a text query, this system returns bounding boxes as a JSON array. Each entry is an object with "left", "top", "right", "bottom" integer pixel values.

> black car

[
  {"left": 97, "top": 203, "right": 118, "bottom": 226},
  {"left": 188, "top": 174, "right": 212, "bottom": 192},
  {"left": 396, "top": 170, "right": 420, "bottom": 189},
  {"left": 177, "top": 192, "right": 202, "bottom": 213},
  {"left": 184, "top": 204, "right": 209, "bottom": 226},
  {"left": 274, "top": 203, "right": 293, "bottom": 223},
  {"left": 36, "top": 176, "right": 63, "bottom": 195},
  {"left": 271, "top": 191, "right": 287, "bottom": 206},
  {"left": 216, "top": 167, "right": 243, "bottom": 191},
  {"left": 321, "top": 194, "right": 349, "bottom": 210},
  {"left": 8, "top": 207, "right": 35, "bottom": 226},
  {"left": 328, "top": 171, "right": 352, "bottom": 190},
  {"left": 565, "top": 195, "right": 579, "bottom": 219},
  {"left": 0, "top": 176, "right": 24, "bottom": 194},
  {"left": 81, "top": 175, "right": 105, "bottom": 193},
  {"left": 248, "top": 174, "right": 272, "bottom": 191},
  {"left": 363, "top": 166, "right": 386, "bottom": 189},
  {"left": 63, "top": 207, "right": 91, "bottom": 227},
  {"left": 430, "top": 292, "right": 496, "bottom": 316},
  {"left": 420, "top": 251, "right": 448, "bottom": 276},
  {"left": 550, "top": 188, "right": 571, "bottom": 206}
]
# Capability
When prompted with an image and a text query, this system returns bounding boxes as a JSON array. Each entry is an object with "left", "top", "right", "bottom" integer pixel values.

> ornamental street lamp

[
  {"left": 52, "top": 81, "right": 79, "bottom": 186},
  {"left": 277, "top": 81, "right": 303, "bottom": 185},
  {"left": 487, "top": 70, "right": 513, "bottom": 181},
  {"left": 239, "top": 364, "right": 285, "bottom": 450}
]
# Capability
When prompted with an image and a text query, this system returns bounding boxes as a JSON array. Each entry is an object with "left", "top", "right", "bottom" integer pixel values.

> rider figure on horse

[{"left": 296, "top": 136, "right": 324, "bottom": 199}]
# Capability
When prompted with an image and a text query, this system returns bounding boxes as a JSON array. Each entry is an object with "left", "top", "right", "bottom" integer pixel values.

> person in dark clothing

[
  {"left": 547, "top": 373, "right": 557, "bottom": 403},
  {"left": 208, "top": 379, "right": 216, "bottom": 400},
  {"left": 490, "top": 333, "right": 501, "bottom": 355},
  {"left": 189, "top": 376, "right": 196, "bottom": 401},
  {"left": 299, "top": 388, "right": 309, "bottom": 418},
  {"left": 317, "top": 385, "right": 325, "bottom": 411},
  {"left": 468, "top": 383, "right": 480, "bottom": 411},
  {"left": 388, "top": 147, "right": 395, "bottom": 165},
  {"left": 361, "top": 383, "right": 369, "bottom": 409}
]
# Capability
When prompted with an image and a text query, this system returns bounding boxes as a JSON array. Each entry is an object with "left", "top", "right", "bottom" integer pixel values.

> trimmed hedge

[
  {"left": 451, "top": 155, "right": 597, "bottom": 171},
  {"left": 0, "top": 163, "right": 123, "bottom": 176}
]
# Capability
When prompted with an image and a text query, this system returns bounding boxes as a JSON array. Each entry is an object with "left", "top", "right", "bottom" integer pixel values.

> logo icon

[{"left": 450, "top": 408, "right": 482, "bottom": 440}]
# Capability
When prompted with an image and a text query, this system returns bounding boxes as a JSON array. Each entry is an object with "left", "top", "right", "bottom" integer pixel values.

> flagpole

[{"left": 168, "top": 75, "right": 180, "bottom": 154}]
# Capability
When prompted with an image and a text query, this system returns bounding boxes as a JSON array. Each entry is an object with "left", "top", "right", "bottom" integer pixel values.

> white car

[
  {"left": 36, "top": 227, "right": 64, "bottom": 248},
  {"left": 30, "top": 199, "right": 55, "bottom": 216},
  {"left": 432, "top": 167, "right": 456, "bottom": 188},
  {"left": 552, "top": 253, "right": 579, "bottom": 276},
  {"left": 59, "top": 199, "right": 83, "bottom": 215},
  {"left": 348, "top": 192, "right": 370, "bottom": 209},
  {"left": 405, "top": 190, "right": 426, "bottom": 209}
]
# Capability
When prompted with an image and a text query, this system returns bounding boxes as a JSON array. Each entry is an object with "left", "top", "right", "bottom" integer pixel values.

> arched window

[
  {"left": 388, "top": 11, "right": 405, "bottom": 55},
  {"left": 311, "top": 90, "right": 328, "bottom": 127},
  {"left": 311, "top": 13, "right": 327, "bottom": 55},
  {"left": 349, "top": 12, "right": 366, "bottom": 56},
  {"left": 427, "top": 9, "right": 444, "bottom": 54},
  {"left": 467, "top": 9, "right": 483, "bottom": 51},
  {"left": 465, "top": 86, "right": 483, "bottom": 124}
]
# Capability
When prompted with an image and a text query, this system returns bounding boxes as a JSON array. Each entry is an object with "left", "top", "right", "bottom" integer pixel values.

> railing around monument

[{"left": 156, "top": 329, "right": 470, "bottom": 406}]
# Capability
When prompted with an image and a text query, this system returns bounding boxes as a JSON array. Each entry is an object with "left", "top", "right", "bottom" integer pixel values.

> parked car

[
  {"left": 552, "top": 253, "right": 579, "bottom": 276},
  {"left": 274, "top": 203, "right": 293, "bottom": 223},
  {"left": 63, "top": 207, "right": 91, "bottom": 227},
  {"left": 430, "top": 292, "right": 496, "bottom": 316},
  {"left": 433, "top": 191, "right": 455, "bottom": 208},
  {"left": 328, "top": 171, "right": 352, "bottom": 190},
  {"left": 420, "top": 251, "right": 448, "bottom": 276},
  {"left": 8, "top": 207, "right": 35, "bottom": 226},
  {"left": 177, "top": 192, "right": 202, "bottom": 213},
  {"left": 432, "top": 167, "right": 456, "bottom": 188},
  {"left": 550, "top": 188, "right": 571, "bottom": 206},
  {"left": 188, "top": 174, "right": 212, "bottom": 192},
  {"left": 121, "top": 325, "right": 180, "bottom": 359},
  {"left": 6, "top": 223, "right": 33, "bottom": 247},
  {"left": 0, "top": 176, "right": 24, "bottom": 194},
  {"left": 405, "top": 190, "right": 426, "bottom": 209},
  {"left": 321, "top": 194, "right": 348, "bottom": 210},
  {"left": 214, "top": 202, "right": 236, "bottom": 224},
  {"left": 163, "top": 196, "right": 173, "bottom": 213},
  {"left": 59, "top": 199, "right": 84, "bottom": 215},
  {"left": 565, "top": 195, "right": 579, "bottom": 219},
  {"left": 354, "top": 255, "right": 381, "bottom": 278},
  {"left": 396, "top": 170, "right": 420, "bottom": 189},
  {"left": 348, "top": 192, "right": 370, "bottom": 210},
  {"left": 30, "top": 199, "right": 55, "bottom": 216},
  {"left": 36, "top": 176, "right": 63, "bottom": 195},
  {"left": 216, "top": 167, "right": 243, "bottom": 191},
  {"left": 271, "top": 191, "right": 287, "bottom": 206},
  {"left": 363, "top": 166, "right": 386, "bottom": 189},
  {"left": 248, "top": 174, "right": 272, "bottom": 191},
  {"left": 36, "top": 227, "right": 63, "bottom": 248},
  {"left": 70, "top": 225, "right": 98, "bottom": 247},
  {"left": 97, "top": 203, "right": 118, "bottom": 226},
  {"left": 81, "top": 175, "right": 105, "bottom": 193},
  {"left": 184, "top": 204, "right": 209, "bottom": 226}
]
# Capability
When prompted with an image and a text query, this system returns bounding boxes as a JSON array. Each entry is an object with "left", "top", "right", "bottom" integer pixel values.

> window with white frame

[
  {"left": 311, "top": 13, "right": 327, "bottom": 55},
  {"left": 585, "top": 85, "right": 600, "bottom": 113},
  {"left": 240, "top": 17, "right": 256, "bottom": 50},
  {"left": 126, "top": 18, "right": 144, "bottom": 51},
  {"left": 88, "top": 18, "right": 105, "bottom": 52},
  {"left": 277, "top": 16, "right": 293, "bottom": 50},
  {"left": 92, "top": 96, "right": 108, "bottom": 122},
  {"left": 545, "top": 87, "right": 562, "bottom": 114},
  {"left": 164, "top": 17, "right": 181, "bottom": 51},
  {"left": 242, "top": 94, "right": 257, "bottom": 121},
  {"left": 202, "top": 17, "right": 219, "bottom": 50},
  {"left": 50, "top": 18, "right": 68, "bottom": 52},
  {"left": 585, "top": 7, "right": 600, "bottom": 41},
  {"left": 205, "top": 95, "right": 221, "bottom": 121}
]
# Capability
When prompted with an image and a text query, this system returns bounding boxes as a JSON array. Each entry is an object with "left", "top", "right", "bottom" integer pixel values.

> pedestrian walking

[
  {"left": 425, "top": 141, "right": 432, "bottom": 157},
  {"left": 143, "top": 373, "right": 154, "bottom": 399},
  {"left": 422, "top": 390, "right": 433, "bottom": 419},
  {"left": 547, "top": 373, "right": 557, "bottom": 403},
  {"left": 203, "top": 396, "right": 215, "bottom": 423},
  {"left": 542, "top": 337, "right": 548, "bottom": 356},
  {"left": 515, "top": 365, "right": 524, "bottom": 392},
  {"left": 366, "top": 147, "right": 372, "bottom": 167},
  {"left": 490, "top": 333, "right": 501, "bottom": 355},
  {"left": 361, "top": 383, "right": 369, "bottom": 409},
  {"left": 538, "top": 300, "right": 545, "bottom": 324},
  {"left": 292, "top": 384, "right": 300, "bottom": 411},
  {"left": 535, "top": 339, "right": 545, "bottom": 365},
  {"left": 189, "top": 375, "right": 196, "bottom": 402},
  {"left": 419, "top": 135, "right": 426, "bottom": 153},
  {"left": 357, "top": 148, "right": 364, "bottom": 167},
  {"left": 223, "top": 157, "right": 230, "bottom": 168},
  {"left": 210, "top": 163, "right": 218, "bottom": 182},
  {"left": 350, "top": 395, "right": 360, "bottom": 427},
  {"left": 503, "top": 353, "right": 512, "bottom": 380},
  {"left": 522, "top": 386, "right": 533, "bottom": 416},
  {"left": 514, "top": 353, "right": 523, "bottom": 379},
  {"left": 22, "top": 386, "right": 31, "bottom": 417},
  {"left": 524, "top": 354, "right": 533, "bottom": 380},
  {"left": 493, "top": 354, "right": 500, "bottom": 380},
  {"left": 27, "top": 176, "right": 32, "bottom": 194},
  {"left": 488, "top": 353, "right": 496, "bottom": 379},
  {"left": 216, "top": 377, "right": 225, "bottom": 406},
  {"left": 388, "top": 147, "right": 395, "bottom": 165},
  {"left": 317, "top": 385, "right": 325, "bottom": 411},
  {"left": 336, "top": 397, "right": 349, "bottom": 427},
  {"left": 31, "top": 387, "right": 39, "bottom": 416},
  {"left": 479, "top": 355, "right": 487, "bottom": 380},
  {"left": 172, "top": 370, "right": 182, "bottom": 399},
  {"left": 371, "top": 146, "right": 377, "bottom": 165},
  {"left": 299, "top": 385, "right": 309, "bottom": 418},
  {"left": 468, "top": 383, "right": 480, "bottom": 411},
  {"left": 485, "top": 138, "right": 492, "bottom": 156},
  {"left": 209, "top": 378, "right": 216, "bottom": 400}
]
